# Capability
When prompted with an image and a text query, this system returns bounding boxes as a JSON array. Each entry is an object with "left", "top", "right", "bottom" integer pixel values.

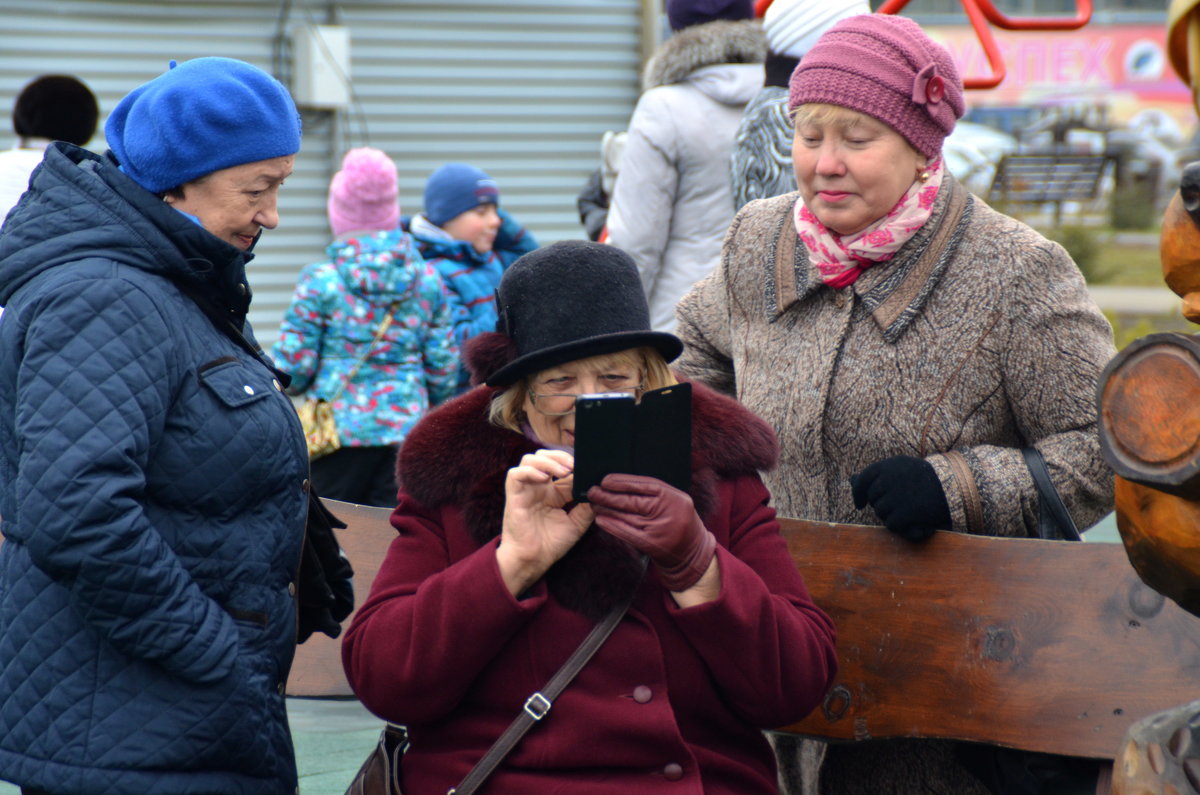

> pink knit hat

[
  {"left": 327, "top": 147, "right": 400, "bottom": 238},
  {"left": 788, "top": 14, "right": 964, "bottom": 159}
]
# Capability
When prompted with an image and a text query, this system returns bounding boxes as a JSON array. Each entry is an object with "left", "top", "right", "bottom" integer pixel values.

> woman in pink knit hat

[{"left": 675, "top": 13, "right": 1115, "bottom": 794}]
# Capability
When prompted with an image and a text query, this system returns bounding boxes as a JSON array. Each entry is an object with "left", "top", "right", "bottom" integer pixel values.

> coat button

[
  {"left": 277, "top": 682, "right": 286, "bottom": 696},
  {"left": 243, "top": 385, "right": 255, "bottom": 395},
  {"left": 663, "top": 763, "right": 683, "bottom": 781},
  {"left": 302, "top": 479, "right": 311, "bottom": 492},
  {"left": 287, "top": 582, "right": 296, "bottom": 597},
  {"left": 238, "top": 283, "right": 247, "bottom": 296},
  {"left": 633, "top": 686, "right": 652, "bottom": 703},
  {"left": 273, "top": 379, "right": 282, "bottom": 391}
]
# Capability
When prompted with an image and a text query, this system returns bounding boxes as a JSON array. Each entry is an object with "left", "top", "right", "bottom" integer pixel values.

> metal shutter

[{"left": 0, "top": 0, "right": 643, "bottom": 350}]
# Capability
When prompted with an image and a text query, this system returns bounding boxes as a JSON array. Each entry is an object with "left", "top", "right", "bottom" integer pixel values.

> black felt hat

[
  {"left": 473, "top": 240, "right": 683, "bottom": 387},
  {"left": 13, "top": 75, "right": 99, "bottom": 146}
]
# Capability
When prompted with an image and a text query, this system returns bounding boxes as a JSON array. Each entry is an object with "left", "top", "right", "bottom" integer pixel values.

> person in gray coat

[
  {"left": 676, "top": 14, "right": 1116, "bottom": 794},
  {"left": 606, "top": 0, "right": 765, "bottom": 333}
]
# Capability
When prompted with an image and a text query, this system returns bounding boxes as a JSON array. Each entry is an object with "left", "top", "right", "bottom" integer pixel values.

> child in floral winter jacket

[
  {"left": 273, "top": 148, "right": 458, "bottom": 507},
  {"left": 404, "top": 162, "right": 538, "bottom": 391}
]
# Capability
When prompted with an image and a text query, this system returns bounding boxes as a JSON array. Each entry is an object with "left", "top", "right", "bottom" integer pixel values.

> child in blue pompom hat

[{"left": 404, "top": 162, "right": 539, "bottom": 392}]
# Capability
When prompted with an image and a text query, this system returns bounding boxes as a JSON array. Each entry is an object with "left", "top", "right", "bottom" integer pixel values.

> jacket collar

[
  {"left": 642, "top": 19, "right": 765, "bottom": 91},
  {"left": 0, "top": 142, "right": 253, "bottom": 319},
  {"left": 396, "top": 378, "right": 779, "bottom": 620},
  {"left": 768, "top": 174, "right": 974, "bottom": 343}
]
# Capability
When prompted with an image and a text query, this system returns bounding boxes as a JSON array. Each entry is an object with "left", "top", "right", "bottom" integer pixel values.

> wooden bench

[
  {"left": 987, "top": 153, "right": 1112, "bottom": 226},
  {"left": 293, "top": 500, "right": 1200, "bottom": 790}
]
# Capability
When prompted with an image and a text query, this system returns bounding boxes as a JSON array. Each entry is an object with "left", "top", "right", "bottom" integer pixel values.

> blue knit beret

[
  {"left": 423, "top": 163, "right": 499, "bottom": 227},
  {"left": 105, "top": 57, "right": 302, "bottom": 193}
]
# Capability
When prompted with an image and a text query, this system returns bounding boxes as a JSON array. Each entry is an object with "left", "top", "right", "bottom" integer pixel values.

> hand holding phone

[
  {"left": 588, "top": 472, "right": 716, "bottom": 592},
  {"left": 571, "top": 383, "right": 691, "bottom": 501}
]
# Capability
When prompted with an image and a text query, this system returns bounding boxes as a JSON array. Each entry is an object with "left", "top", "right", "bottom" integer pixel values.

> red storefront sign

[{"left": 928, "top": 25, "right": 1196, "bottom": 127}]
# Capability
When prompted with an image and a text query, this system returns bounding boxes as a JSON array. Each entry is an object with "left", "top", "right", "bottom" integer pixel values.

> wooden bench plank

[
  {"left": 776, "top": 518, "right": 1200, "bottom": 759},
  {"left": 290, "top": 501, "right": 1200, "bottom": 764},
  {"left": 288, "top": 500, "right": 395, "bottom": 697}
]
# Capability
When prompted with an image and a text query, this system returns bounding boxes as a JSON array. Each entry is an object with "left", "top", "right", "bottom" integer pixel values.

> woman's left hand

[
  {"left": 850, "top": 455, "right": 950, "bottom": 541},
  {"left": 588, "top": 474, "right": 719, "bottom": 599},
  {"left": 497, "top": 449, "right": 594, "bottom": 596}
]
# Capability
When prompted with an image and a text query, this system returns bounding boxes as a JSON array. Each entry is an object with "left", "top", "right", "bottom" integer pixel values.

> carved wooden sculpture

[{"left": 1104, "top": 4, "right": 1200, "bottom": 790}]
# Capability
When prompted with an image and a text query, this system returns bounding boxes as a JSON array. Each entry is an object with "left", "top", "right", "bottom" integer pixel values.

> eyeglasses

[{"left": 527, "top": 383, "right": 644, "bottom": 417}]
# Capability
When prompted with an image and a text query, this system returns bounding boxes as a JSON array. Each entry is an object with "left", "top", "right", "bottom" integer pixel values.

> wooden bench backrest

[
  {"left": 988, "top": 154, "right": 1111, "bottom": 204},
  {"left": 777, "top": 518, "right": 1200, "bottom": 759},
  {"left": 290, "top": 501, "right": 1200, "bottom": 761}
]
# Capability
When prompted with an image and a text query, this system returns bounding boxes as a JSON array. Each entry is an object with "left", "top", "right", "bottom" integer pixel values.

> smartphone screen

[
  {"left": 634, "top": 383, "right": 691, "bottom": 495},
  {"left": 571, "top": 384, "right": 691, "bottom": 501},
  {"left": 571, "top": 393, "right": 636, "bottom": 502}
]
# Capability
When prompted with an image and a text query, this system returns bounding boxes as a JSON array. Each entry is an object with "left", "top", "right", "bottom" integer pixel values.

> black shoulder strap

[{"left": 1021, "top": 447, "right": 1082, "bottom": 542}]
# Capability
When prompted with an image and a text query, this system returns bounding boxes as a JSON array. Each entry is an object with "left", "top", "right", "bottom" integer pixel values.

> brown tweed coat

[{"left": 675, "top": 174, "right": 1117, "bottom": 794}]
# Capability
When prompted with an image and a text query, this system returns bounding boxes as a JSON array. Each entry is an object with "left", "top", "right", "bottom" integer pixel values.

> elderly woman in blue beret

[{"left": 0, "top": 58, "right": 322, "bottom": 795}]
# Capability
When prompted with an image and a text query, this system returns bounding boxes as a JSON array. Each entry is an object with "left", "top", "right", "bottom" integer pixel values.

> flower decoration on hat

[{"left": 912, "top": 63, "right": 945, "bottom": 106}]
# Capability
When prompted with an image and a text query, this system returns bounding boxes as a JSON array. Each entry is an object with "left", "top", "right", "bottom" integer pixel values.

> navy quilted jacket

[{"left": 0, "top": 143, "right": 309, "bottom": 795}]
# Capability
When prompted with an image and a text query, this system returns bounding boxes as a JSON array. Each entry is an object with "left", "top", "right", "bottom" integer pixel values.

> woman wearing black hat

[{"left": 341, "top": 239, "right": 837, "bottom": 794}]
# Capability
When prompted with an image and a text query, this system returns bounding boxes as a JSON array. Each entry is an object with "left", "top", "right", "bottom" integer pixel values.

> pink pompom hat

[{"left": 327, "top": 147, "right": 400, "bottom": 238}]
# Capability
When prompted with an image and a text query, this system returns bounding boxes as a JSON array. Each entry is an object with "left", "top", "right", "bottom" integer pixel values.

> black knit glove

[
  {"left": 296, "top": 492, "right": 355, "bottom": 643},
  {"left": 850, "top": 455, "right": 951, "bottom": 542}
]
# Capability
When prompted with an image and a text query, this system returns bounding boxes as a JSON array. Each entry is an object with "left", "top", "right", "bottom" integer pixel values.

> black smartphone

[{"left": 571, "top": 383, "right": 692, "bottom": 501}]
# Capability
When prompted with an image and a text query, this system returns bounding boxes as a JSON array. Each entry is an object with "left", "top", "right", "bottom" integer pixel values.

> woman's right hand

[{"left": 497, "top": 449, "right": 594, "bottom": 596}]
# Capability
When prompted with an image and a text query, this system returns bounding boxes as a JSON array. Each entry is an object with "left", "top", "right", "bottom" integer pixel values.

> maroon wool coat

[{"left": 342, "top": 381, "right": 838, "bottom": 794}]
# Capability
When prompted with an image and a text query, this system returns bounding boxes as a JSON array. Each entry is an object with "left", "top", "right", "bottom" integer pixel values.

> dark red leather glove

[{"left": 587, "top": 473, "right": 717, "bottom": 592}]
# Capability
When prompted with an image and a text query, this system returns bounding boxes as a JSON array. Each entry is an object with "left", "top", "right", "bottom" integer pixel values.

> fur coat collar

[
  {"left": 642, "top": 19, "right": 766, "bottom": 91},
  {"left": 396, "top": 378, "right": 777, "bottom": 619},
  {"left": 398, "top": 378, "right": 777, "bottom": 534}
]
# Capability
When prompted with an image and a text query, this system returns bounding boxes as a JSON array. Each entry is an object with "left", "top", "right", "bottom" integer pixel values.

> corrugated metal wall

[{"left": 0, "top": 0, "right": 644, "bottom": 349}]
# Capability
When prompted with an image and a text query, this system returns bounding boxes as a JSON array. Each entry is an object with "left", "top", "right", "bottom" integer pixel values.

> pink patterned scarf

[{"left": 794, "top": 158, "right": 944, "bottom": 289}]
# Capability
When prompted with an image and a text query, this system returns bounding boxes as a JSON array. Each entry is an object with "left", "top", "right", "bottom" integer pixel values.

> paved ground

[
  {"left": 0, "top": 698, "right": 382, "bottom": 795},
  {"left": 289, "top": 697, "right": 383, "bottom": 794}
]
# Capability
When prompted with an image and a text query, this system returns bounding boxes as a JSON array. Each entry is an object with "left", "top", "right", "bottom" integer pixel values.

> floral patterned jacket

[{"left": 272, "top": 230, "right": 458, "bottom": 448}]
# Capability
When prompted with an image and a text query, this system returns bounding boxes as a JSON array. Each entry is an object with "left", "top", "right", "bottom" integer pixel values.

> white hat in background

[{"left": 763, "top": 0, "right": 872, "bottom": 59}]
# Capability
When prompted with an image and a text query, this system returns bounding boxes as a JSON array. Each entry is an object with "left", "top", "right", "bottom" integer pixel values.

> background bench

[
  {"left": 293, "top": 500, "right": 1200, "bottom": 790},
  {"left": 987, "top": 153, "right": 1112, "bottom": 226}
]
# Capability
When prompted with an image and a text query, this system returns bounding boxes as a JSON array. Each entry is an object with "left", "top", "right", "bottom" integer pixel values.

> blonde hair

[
  {"left": 488, "top": 347, "right": 677, "bottom": 433},
  {"left": 792, "top": 102, "right": 880, "bottom": 132},
  {"left": 791, "top": 102, "right": 924, "bottom": 164}
]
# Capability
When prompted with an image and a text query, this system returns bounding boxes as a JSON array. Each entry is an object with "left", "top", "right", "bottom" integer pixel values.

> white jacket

[{"left": 607, "top": 20, "right": 765, "bottom": 332}]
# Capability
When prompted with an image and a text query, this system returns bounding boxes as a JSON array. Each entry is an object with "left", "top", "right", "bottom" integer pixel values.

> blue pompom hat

[
  {"left": 105, "top": 57, "right": 302, "bottom": 194},
  {"left": 423, "top": 163, "right": 499, "bottom": 227}
]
